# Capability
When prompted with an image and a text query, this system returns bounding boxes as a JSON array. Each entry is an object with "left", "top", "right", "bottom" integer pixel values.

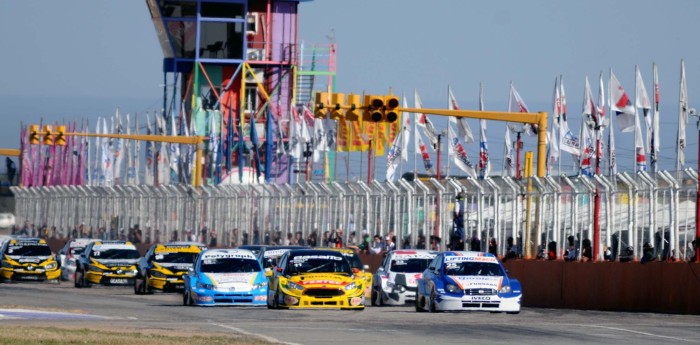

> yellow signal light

[
  {"left": 345, "top": 94, "right": 361, "bottom": 121},
  {"left": 330, "top": 93, "right": 345, "bottom": 121},
  {"left": 55, "top": 125, "right": 67, "bottom": 146},
  {"left": 29, "top": 125, "right": 40, "bottom": 145},
  {"left": 384, "top": 95, "right": 400, "bottom": 123},
  {"left": 314, "top": 92, "right": 329, "bottom": 119},
  {"left": 42, "top": 125, "right": 53, "bottom": 146}
]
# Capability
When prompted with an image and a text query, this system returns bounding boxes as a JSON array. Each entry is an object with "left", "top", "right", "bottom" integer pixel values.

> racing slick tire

[
  {"left": 507, "top": 311, "right": 520, "bottom": 315},
  {"left": 134, "top": 278, "right": 144, "bottom": 295},
  {"left": 182, "top": 290, "right": 193, "bottom": 306},
  {"left": 415, "top": 295, "right": 426, "bottom": 312},
  {"left": 429, "top": 289, "right": 438, "bottom": 313},
  {"left": 371, "top": 288, "right": 378, "bottom": 306}
]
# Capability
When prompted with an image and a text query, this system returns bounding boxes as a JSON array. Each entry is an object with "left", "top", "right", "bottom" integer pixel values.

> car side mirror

[
  {"left": 363, "top": 264, "right": 369, "bottom": 271},
  {"left": 276, "top": 267, "right": 283, "bottom": 273},
  {"left": 352, "top": 268, "right": 360, "bottom": 274},
  {"left": 377, "top": 267, "right": 385, "bottom": 272}
]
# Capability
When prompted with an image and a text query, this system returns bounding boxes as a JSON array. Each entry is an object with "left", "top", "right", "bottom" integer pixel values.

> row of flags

[{"left": 17, "top": 61, "right": 692, "bottom": 186}]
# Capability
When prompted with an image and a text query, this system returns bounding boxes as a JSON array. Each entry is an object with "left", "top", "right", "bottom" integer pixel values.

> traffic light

[
  {"left": 363, "top": 95, "right": 384, "bottom": 122},
  {"left": 42, "top": 125, "right": 53, "bottom": 145},
  {"left": 29, "top": 125, "right": 39, "bottom": 145},
  {"left": 384, "top": 95, "right": 400, "bottom": 123},
  {"left": 55, "top": 125, "right": 66, "bottom": 146},
  {"left": 314, "top": 92, "right": 329, "bottom": 119},
  {"left": 330, "top": 93, "right": 345, "bottom": 120},
  {"left": 345, "top": 94, "right": 361, "bottom": 121}
]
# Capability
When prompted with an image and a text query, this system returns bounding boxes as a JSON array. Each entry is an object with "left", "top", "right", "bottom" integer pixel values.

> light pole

[{"left": 691, "top": 108, "right": 700, "bottom": 262}]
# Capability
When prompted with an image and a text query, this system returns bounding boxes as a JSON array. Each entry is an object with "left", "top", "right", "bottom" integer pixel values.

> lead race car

[
  {"left": 372, "top": 250, "right": 437, "bottom": 305},
  {"left": 183, "top": 249, "right": 268, "bottom": 306},
  {"left": 134, "top": 242, "right": 206, "bottom": 294},
  {"left": 415, "top": 251, "right": 521, "bottom": 313},
  {"left": 0, "top": 237, "right": 60, "bottom": 283},
  {"left": 267, "top": 249, "right": 365, "bottom": 310}
]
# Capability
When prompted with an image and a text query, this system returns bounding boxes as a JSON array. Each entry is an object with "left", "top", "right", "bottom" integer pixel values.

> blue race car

[
  {"left": 183, "top": 249, "right": 268, "bottom": 306},
  {"left": 415, "top": 251, "right": 521, "bottom": 314}
]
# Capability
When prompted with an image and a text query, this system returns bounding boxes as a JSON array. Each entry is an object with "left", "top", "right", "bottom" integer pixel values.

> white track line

[
  {"left": 586, "top": 324, "right": 697, "bottom": 343},
  {"left": 214, "top": 323, "right": 303, "bottom": 345}
]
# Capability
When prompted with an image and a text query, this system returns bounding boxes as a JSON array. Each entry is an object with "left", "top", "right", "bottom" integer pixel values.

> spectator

[
  {"left": 322, "top": 231, "right": 331, "bottom": 247},
  {"left": 417, "top": 233, "right": 426, "bottom": 250},
  {"left": 307, "top": 231, "right": 318, "bottom": 247},
  {"left": 331, "top": 228, "right": 344, "bottom": 248},
  {"left": 581, "top": 239, "right": 592, "bottom": 262},
  {"left": 469, "top": 233, "right": 481, "bottom": 251},
  {"left": 252, "top": 230, "right": 260, "bottom": 245},
  {"left": 402, "top": 235, "right": 412, "bottom": 250},
  {"left": 430, "top": 235, "right": 442, "bottom": 251},
  {"left": 209, "top": 229, "right": 217, "bottom": 247},
  {"left": 6, "top": 157, "right": 16, "bottom": 185},
  {"left": 641, "top": 242, "right": 655, "bottom": 264},
  {"left": 370, "top": 235, "right": 384, "bottom": 254},
  {"left": 620, "top": 246, "right": 634, "bottom": 262},
  {"left": 452, "top": 192, "right": 465, "bottom": 248},
  {"left": 547, "top": 241, "right": 557, "bottom": 260},
  {"left": 242, "top": 231, "right": 250, "bottom": 245},
  {"left": 503, "top": 236, "right": 518, "bottom": 262},
  {"left": 384, "top": 236, "right": 396, "bottom": 252},
  {"left": 295, "top": 231, "right": 305, "bottom": 246},
  {"left": 488, "top": 238, "right": 498, "bottom": 256},
  {"left": 133, "top": 225, "right": 142, "bottom": 244},
  {"left": 358, "top": 233, "right": 371, "bottom": 254},
  {"left": 286, "top": 232, "right": 295, "bottom": 245},
  {"left": 230, "top": 228, "right": 239, "bottom": 248},
  {"left": 603, "top": 245, "right": 612, "bottom": 261}
]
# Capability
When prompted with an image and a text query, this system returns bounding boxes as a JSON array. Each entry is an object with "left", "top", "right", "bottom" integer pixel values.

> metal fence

[{"left": 10, "top": 169, "right": 699, "bottom": 261}]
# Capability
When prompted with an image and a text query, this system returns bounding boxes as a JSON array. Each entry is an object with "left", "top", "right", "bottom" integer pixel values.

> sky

[{"left": 1, "top": 0, "right": 699, "bottom": 177}]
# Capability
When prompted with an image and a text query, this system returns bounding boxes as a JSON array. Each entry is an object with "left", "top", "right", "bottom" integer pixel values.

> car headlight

[
  {"left": 285, "top": 281, "right": 303, "bottom": 290},
  {"left": 150, "top": 271, "right": 168, "bottom": 278},
  {"left": 394, "top": 284, "right": 406, "bottom": 293},
  {"left": 253, "top": 281, "right": 268, "bottom": 290},
  {"left": 499, "top": 285, "right": 512, "bottom": 294},
  {"left": 344, "top": 282, "right": 357, "bottom": 291},
  {"left": 2, "top": 260, "right": 15, "bottom": 268},
  {"left": 45, "top": 262, "right": 57, "bottom": 270},
  {"left": 446, "top": 284, "right": 461, "bottom": 293},
  {"left": 196, "top": 281, "right": 215, "bottom": 290},
  {"left": 88, "top": 265, "right": 103, "bottom": 273}
]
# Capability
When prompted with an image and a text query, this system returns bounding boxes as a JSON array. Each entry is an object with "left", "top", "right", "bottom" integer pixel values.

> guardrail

[{"left": 10, "top": 170, "right": 698, "bottom": 262}]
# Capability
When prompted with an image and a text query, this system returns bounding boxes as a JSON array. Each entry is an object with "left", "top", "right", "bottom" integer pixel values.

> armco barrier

[{"left": 503, "top": 260, "right": 700, "bottom": 314}]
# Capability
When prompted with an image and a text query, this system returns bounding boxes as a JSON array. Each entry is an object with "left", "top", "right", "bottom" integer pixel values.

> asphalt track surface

[{"left": 1, "top": 283, "right": 699, "bottom": 345}]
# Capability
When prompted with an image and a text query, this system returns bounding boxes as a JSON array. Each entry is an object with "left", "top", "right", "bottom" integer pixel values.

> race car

[
  {"left": 0, "top": 237, "right": 60, "bottom": 283},
  {"left": 183, "top": 248, "right": 268, "bottom": 306},
  {"left": 267, "top": 249, "right": 365, "bottom": 310},
  {"left": 74, "top": 240, "right": 140, "bottom": 287},
  {"left": 316, "top": 247, "right": 372, "bottom": 299},
  {"left": 372, "top": 249, "right": 437, "bottom": 306},
  {"left": 57, "top": 238, "right": 95, "bottom": 281},
  {"left": 415, "top": 251, "right": 521, "bottom": 313},
  {"left": 134, "top": 242, "right": 205, "bottom": 294},
  {"left": 258, "top": 245, "right": 308, "bottom": 274}
]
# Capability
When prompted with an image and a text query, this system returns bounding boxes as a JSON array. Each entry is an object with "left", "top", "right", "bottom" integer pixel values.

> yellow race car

[
  {"left": 134, "top": 242, "right": 205, "bottom": 294},
  {"left": 316, "top": 247, "right": 372, "bottom": 299},
  {"left": 267, "top": 249, "right": 365, "bottom": 310},
  {"left": 1, "top": 238, "right": 60, "bottom": 283},
  {"left": 74, "top": 240, "right": 140, "bottom": 287}
]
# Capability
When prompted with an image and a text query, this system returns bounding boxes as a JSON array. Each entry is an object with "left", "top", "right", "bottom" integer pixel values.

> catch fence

[{"left": 10, "top": 169, "right": 698, "bottom": 261}]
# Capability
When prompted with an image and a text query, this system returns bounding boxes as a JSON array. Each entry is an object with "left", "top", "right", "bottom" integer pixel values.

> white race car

[
  {"left": 371, "top": 250, "right": 437, "bottom": 306},
  {"left": 57, "top": 238, "right": 95, "bottom": 281}
]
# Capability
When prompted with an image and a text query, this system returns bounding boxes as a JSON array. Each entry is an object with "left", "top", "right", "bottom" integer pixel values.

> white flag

[
  {"left": 386, "top": 130, "right": 403, "bottom": 180},
  {"left": 101, "top": 117, "right": 113, "bottom": 186},
  {"left": 415, "top": 89, "right": 438, "bottom": 150},
  {"left": 503, "top": 128, "right": 514, "bottom": 177},
  {"left": 448, "top": 85, "right": 474, "bottom": 143},
  {"left": 448, "top": 125, "right": 476, "bottom": 178},
  {"left": 300, "top": 105, "right": 312, "bottom": 144},
  {"left": 312, "top": 117, "right": 327, "bottom": 163},
  {"left": 401, "top": 96, "right": 411, "bottom": 162},
  {"left": 636, "top": 66, "right": 653, "bottom": 159},
  {"left": 677, "top": 59, "right": 688, "bottom": 170},
  {"left": 113, "top": 109, "right": 125, "bottom": 183},
  {"left": 559, "top": 76, "right": 580, "bottom": 155},
  {"left": 508, "top": 83, "right": 535, "bottom": 135},
  {"left": 478, "top": 82, "right": 490, "bottom": 179},
  {"left": 610, "top": 70, "right": 636, "bottom": 132}
]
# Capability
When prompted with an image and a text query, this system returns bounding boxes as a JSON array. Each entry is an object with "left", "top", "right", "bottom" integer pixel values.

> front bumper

[
  {"left": 87, "top": 272, "right": 136, "bottom": 286},
  {"left": 191, "top": 288, "right": 268, "bottom": 306},
  {"left": 435, "top": 293, "right": 521, "bottom": 312},
  {"left": 1, "top": 267, "right": 60, "bottom": 282},
  {"left": 148, "top": 276, "right": 185, "bottom": 291},
  {"left": 380, "top": 287, "right": 417, "bottom": 305},
  {"left": 278, "top": 287, "right": 365, "bottom": 309}
]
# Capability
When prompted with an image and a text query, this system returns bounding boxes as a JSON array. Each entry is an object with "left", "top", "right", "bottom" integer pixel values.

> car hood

[
  {"left": 289, "top": 273, "right": 354, "bottom": 287},
  {"left": 447, "top": 275, "right": 504, "bottom": 290},
  {"left": 154, "top": 262, "right": 193, "bottom": 273},
  {"left": 388, "top": 272, "right": 423, "bottom": 288},
  {"left": 202, "top": 272, "right": 258, "bottom": 290},
  {"left": 92, "top": 259, "right": 138, "bottom": 267}
]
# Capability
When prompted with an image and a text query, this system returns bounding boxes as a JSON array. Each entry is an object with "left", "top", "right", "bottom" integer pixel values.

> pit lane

[{"left": 1, "top": 283, "right": 698, "bottom": 345}]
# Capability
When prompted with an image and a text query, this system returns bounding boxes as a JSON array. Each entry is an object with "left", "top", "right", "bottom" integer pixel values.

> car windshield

[
  {"left": 200, "top": 258, "right": 261, "bottom": 273},
  {"left": 6, "top": 244, "right": 51, "bottom": 256},
  {"left": 69, "top": 247, "right": 86, "bottom": 256},
  {"left": 443, "top": 261, "right": 503, "bottom": 276},
  {"left": 287, "top": 254, "right": 352, "bottom": 275},
  {"left": 91, "top": 249, "right": 140, "bottom": 260},
  {"left": 390, "top": 258, "right": 432, "bottom": 273},
  {"left": 344, "top": 253, "right": 363, "bottom": 269},
  {"left": 155, "top": 252, "right": 198, "bottom": 264}
]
